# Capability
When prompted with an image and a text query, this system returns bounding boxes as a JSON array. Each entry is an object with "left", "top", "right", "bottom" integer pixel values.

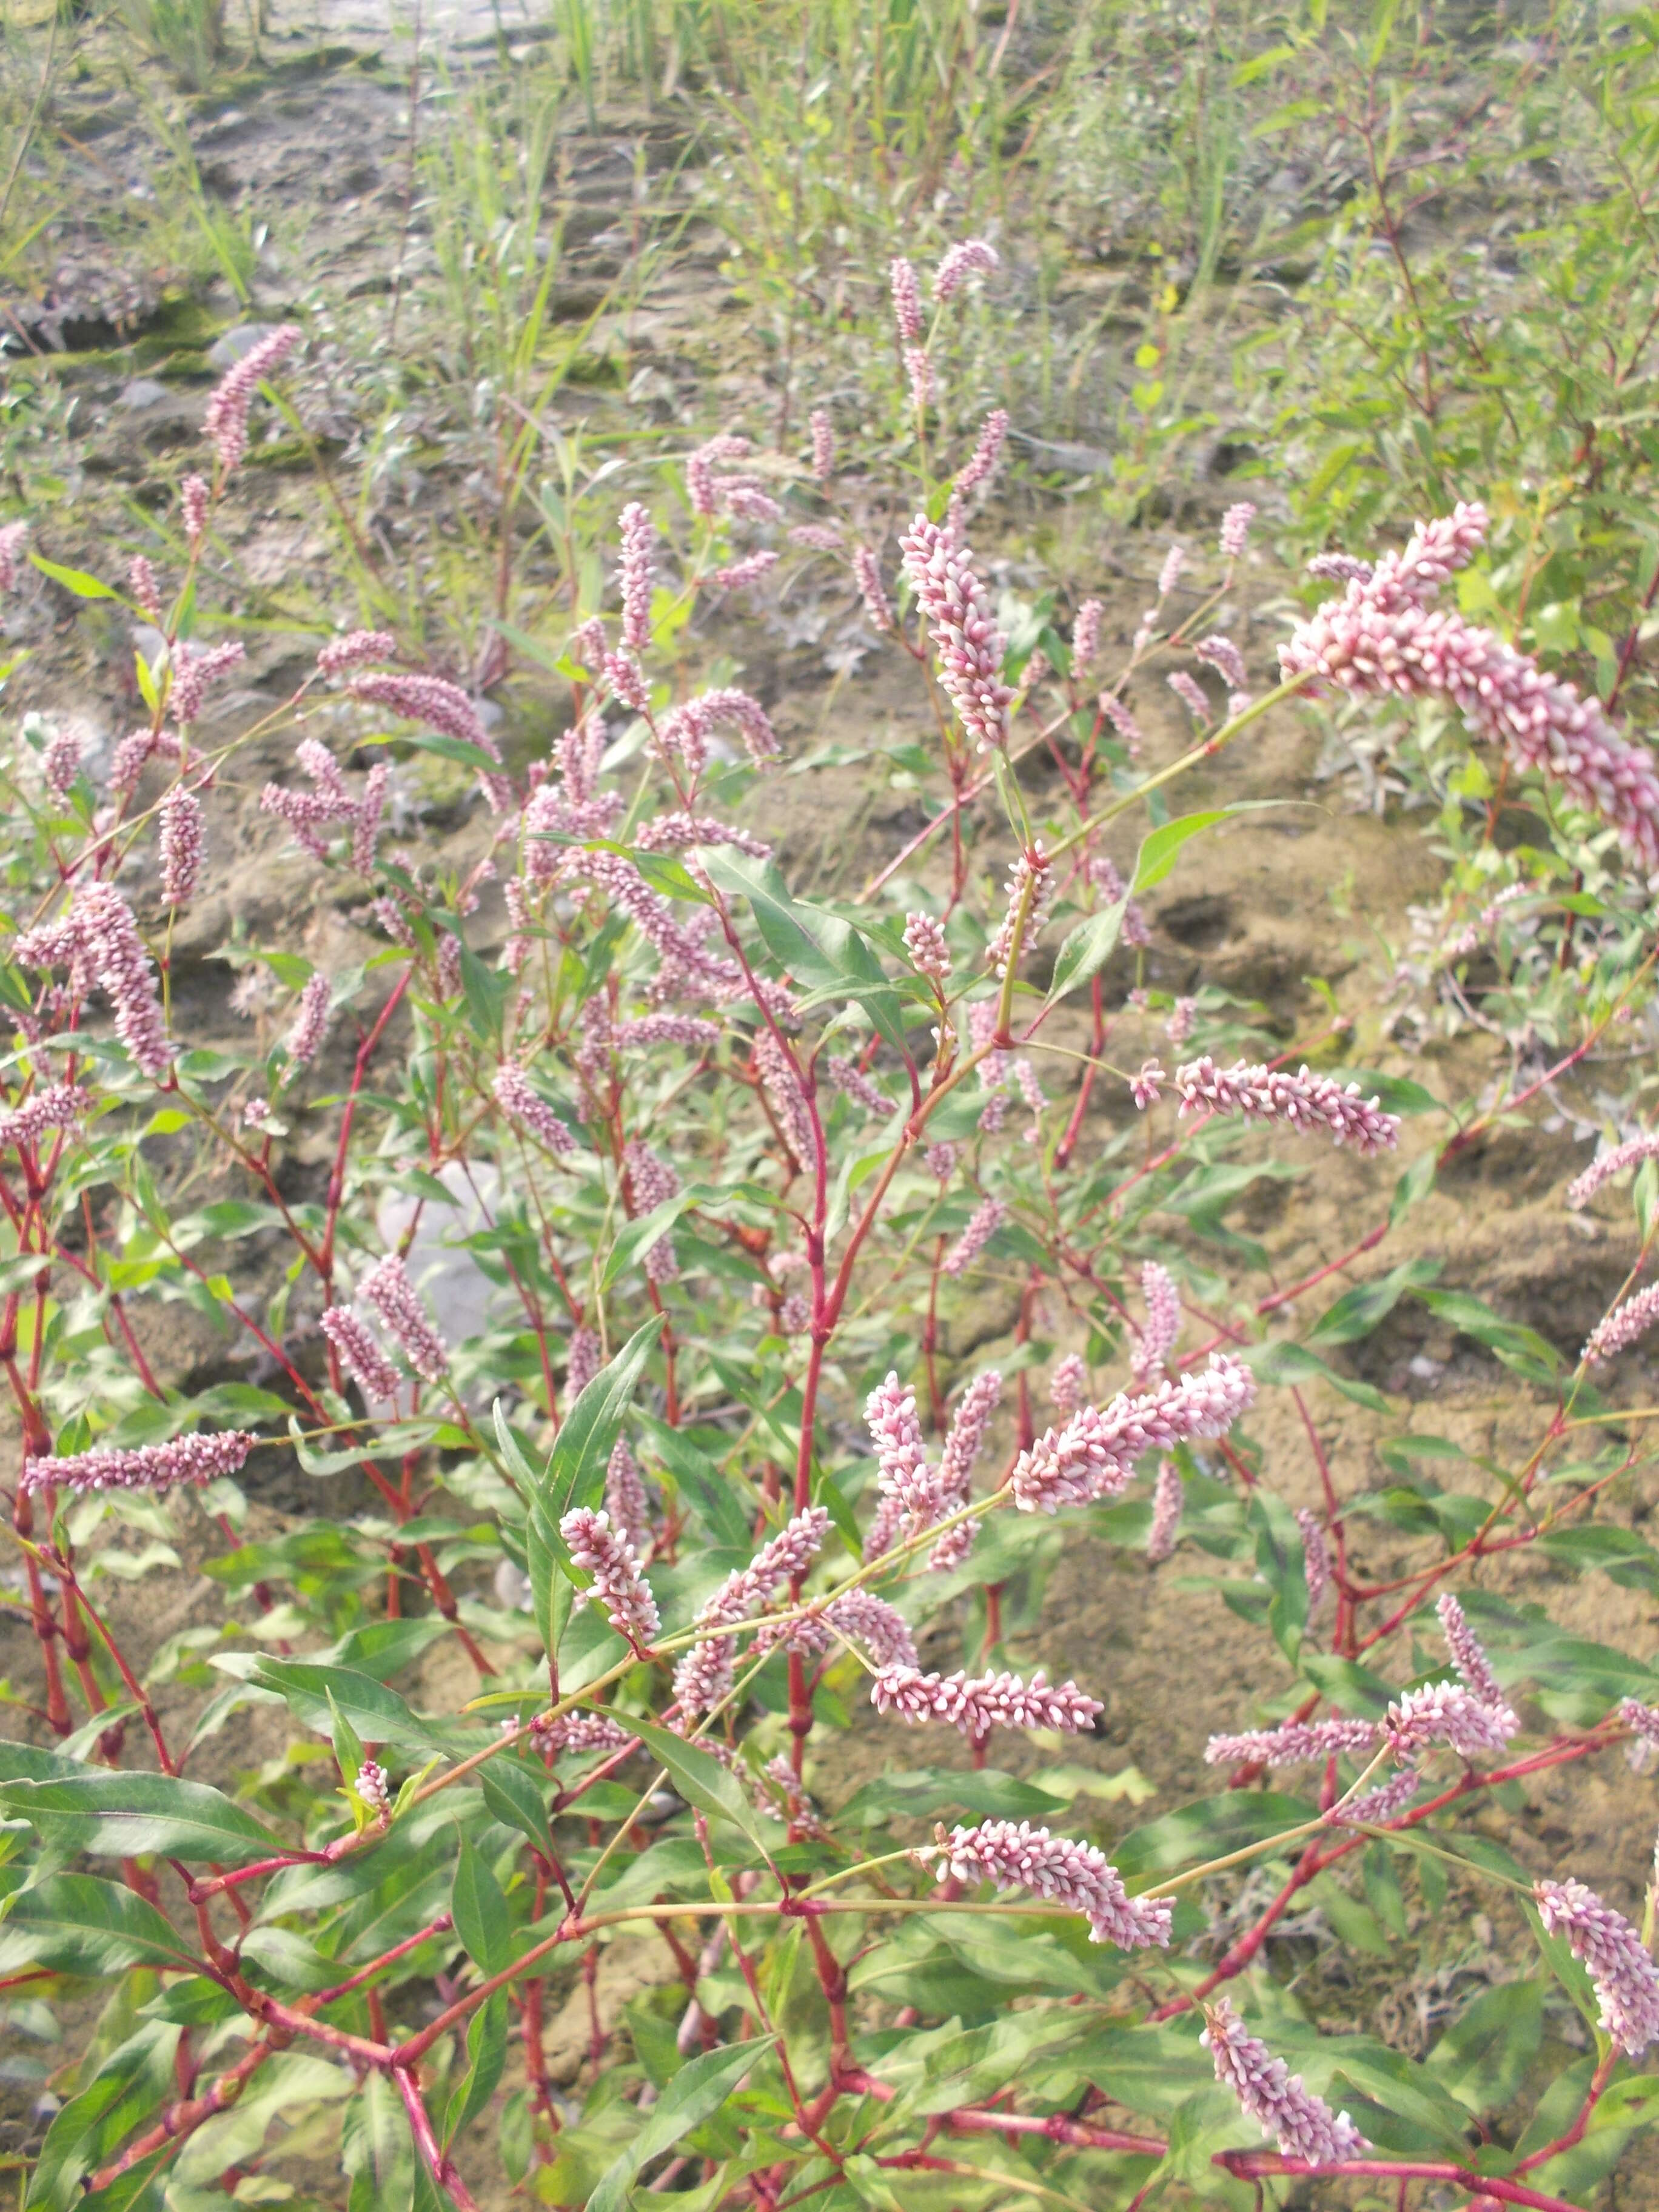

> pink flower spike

[
  {"left": 1567, "top": 1132, "right": 1659, "bottom": 1208},
  {"left": 561, "top": 1506, "right": 661, "bottom": 1650},
  {"left": 159, "top": 786, "right": 204, "bottom": 906},
  {"left": 357, "top": 1252, "right": 449, "bottom": 1383},
  {"left": 903, "top": 911, "right": 950, "bottom": 984},
  {"left": 1168, "top": 669, "right": 1211, "bottom": 723},
  {"left": 823, "top": 1590, "right": 918, "bottom": 1671},
  {"left": 1073, "top": 598, "right": 1103, "bottom": 669},
  {"left": 1131, "top": 1059, "right": 1165, "bottom": 1110},
  {"left": 809, "top": 408, "right": 834, "bottom": 482},
  {"left": 285, "top": 974, "right": 332, "bottom": 1067},
  {"left": 201, "top": 324, "right": 301, "bottom": 477},
  {"left": 890, "top": 258, "right": 923, "bottom": 343},
  {"left": 1435, "top": 1592, "right": 1507, "bottom": 1708},
  {"left": 1146, "top": 1459, "right": 1183, "bottom": 1563},
  {"left": 181, "top": 475, "right": 210, "bottom": 548},
  {"left": 904, "top": 346, "right": 935, "bottom": 413},
  {"left": 940, "top": 1819, "right": 1169, "bottom": 1949},
  {"left": 1383, "top": 1678, "right": 1517, "bottom": 1759},
  {"left": 21, "top": 1430, "right": 255, "bottom": 1498},
  {"left": 901, "top": 512, "right": 1012, "bottom": 751},
  {"left": 934, "top": 238, "right": 999, "bottom": 301},
  {"left": 1132, "top": 1260, "right": 1181, "bottom": 1387},
  {"left": 617, "top": 501, "right": 654, "bottom": 655},
  {"left": 1195, "top": 634, "right": 1247, "bottom": 691},
  {"left": 1050, "top": 1353, "right": 1087, "bottom": 1418},
  {"left": 871, "top": 1663, "right": 1102, "bottom": 1744},
  {"left": 1204, "top": 1716, "right": 1377, "bottom": 1768},
  {"left": 1175, "top": 1055, "right": 1399, "bottom": 1155},
  {"left": 0, "top": 1085, "right": 89, "bottom": 1153},
  {"left": 1536, "top": 1877, "right": 1659, "bottom": 2054},
  {"left": 865, "top": 1372, "right": 931, "bottom": 1513},
  {"left": 71, "top": 882, "right": 172, "bottom": 1079},
  {"left": 0, "top": 521, "right": 30, "bottom": 592},
  {"left": 317, "top": 629, "right": 397, "bottom": 675},
  {"left": 1202, "top": 1996, "right": 1367, "bottom": 2165},
  {"left": 1010, "top": 1356, "right": 1255, "bottom": 1515},
  {"left": 1218, "top": 503, "right": 1258, "bottom": 560},
  {"left": 942, "top": 1195, "right": 1007, "bottom": 1279},
  {"left": 495, "top": 1062, "right": 578, "bottom": 1155},
  {"left": 953, "top": 409, "right": 1009, "bottom": 506},
  {"left": 853, "top": 545, "right": 894, "bottom": 634},
  {"left": 1297, "top": 1507, "right": 1331, "bottom": 1615},
  {"left": 320, "top": 1307, "right": 399, "bottom": 1403},
  {"left": 1157, "top": 544, "right": 1185, "bottom": 599},
  {"left": 347, "top": 673, "right": 509, "bottom": 811}
]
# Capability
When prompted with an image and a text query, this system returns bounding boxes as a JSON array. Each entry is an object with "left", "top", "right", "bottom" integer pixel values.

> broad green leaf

[
  {"left": 1426, "top": 1977, "right": 1545, "bottom": 2114},
  {"left": 541, "top": 1315, "right": 664, "bottom": 1522},
  {"left": 1113, "top": 1791, "right": 1316, "bottom": 1879},
  {"left": 629, "top": 1716, "right": 777, "bottom": 1860},
  {"left": 1045, "top": 900, "right": 1125, "bottom": 1004},
  {"left": 0, "top": 1872, "right": 201, "bottom": 1977},
  {"left": 451, "top": 1829, "right": 513, "bottom": 1977},
  {"left": 602, "top": 1185, "right": 709, "bottom": 1290},
  {"left": 31, "top": 554, "right": 117, "bottom": 601},
  {"left": 1249, "top": 1487, "right": 1308, "bottom": 1661},
  {"left": 28, "top": 2022, "right": 179, "bottom": 2210},
  {"left": 246, "top": 1657, "right": 450, "bottom": 1753},
  {"left": 701, "top": 850, "right": 908, "bottom": 1058},
  {"left": 0, "top": 1772, "right": 281, "bottom": 1863},
  {"left": 589, "top": 2036, "right": 775, "bottom": 2212},
  {"left": 1242, "top": 1338, "right": 1392, "bottom": 1412},
  {"left": 1307, "top": 1257, "right": 1440, "bottom": 1347},
  {"left": 480, "top": 1755, "right": 555, "bottom": 1860},
  {"left": 444, "top": 1992, "right": 508, "bottom": 2148},
  {"left": 1131, "top": 810, "right": 1230, "bottom": 892}
]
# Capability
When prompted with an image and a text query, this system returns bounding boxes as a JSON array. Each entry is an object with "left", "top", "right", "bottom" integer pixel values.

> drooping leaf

[
  {"left": 0, "top": 1772, "right": 281, "bottom": 1864},
  {"left": 588, "top": 2036, "right": 775, "bottom": 2212}
]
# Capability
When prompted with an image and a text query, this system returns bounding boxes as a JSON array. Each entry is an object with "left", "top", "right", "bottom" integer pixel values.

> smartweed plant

[{"left": 4, "top": 248, "right": 1659, "bottom": 2211}]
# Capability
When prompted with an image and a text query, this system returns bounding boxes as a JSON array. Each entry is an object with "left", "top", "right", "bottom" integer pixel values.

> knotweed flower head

[
  {"left": 904, "top": 346, "right": 935, "bottom": 413},
  {"left": 933, "top": 237, "right": 999, "bottom": 301},
  {"left": 21, "top": 1430, "right": 255, "bottom": 1498},
  {"left": 826, "top": 1056, "right": 890, "bottom": 1116},
  {"left": 617, "top": 501, "right": 654, "bottom": 654},
  {"left": 1147, "top": 1461, "right": 1183, "bottom": 1562},
  {"left": 1334, "top": 1767, "right": 1424, "bottom": 1826},
  {"left": 181, "top": 475, "right": 210, "bottom": 547},
  {"left": 1218, "top": 503, "right": 1258, "bottom": 560},
  {"left": 987, "top": 848, "right": 1055, "bottom": 977},
  {"left": 1435, "top": 1592, "right": 1507, "bottom": 1709},
  {"left": 1157, "top": 544, "right": 1185, "bottom": 598},
  {"left": 561, "top": 1506, "right": 661, "bottom": 1649},
  {"left": 940, "top": 1820, "right": 1169, "bottom": 1949},
  {"left": 1568, "top": 1132, "right": 1659, "bottom": 1209},
  {"left": 1205, "top": 1716, "right": 1377, "bottom": 1768},
  {"left": 710, "top": 550, "right": 779, "bottom": 592},
  {"left": 349, "top": 672, "right": 511, "bottom": 811},
  {"left": 623, "top": 1139, "right": 680, "bottom": 1282},
  {"left": 320, "top": 1306, "right": 399, "bottom": 1403},
  {"left": 890, "top": 257, "right": 923, "bottom": 343},
  {"left": 1202, "top": 1997, "right": 1367, "bottom": 2165},
  {"left": 953, "top": 409, "right": 1009, "bottom": 506},
  {"left": 900, "top": 515, "right": 1012, "bottom": 752},
  {"left": 1132, "top": 1261, "right": 1181, "bottom": 1386},
  {"left": 72, "top": 882, "right": 172, "bottom": 1079},
  {"left": 605, "top": 1437, "right": 652, "bottom": 1549},
  {"left": 566, "top": 1327, "right": 601, "bottom": 1403},
  {"left": 0, "top": 1084, "right": 88, "bottom": 1152},
  {"left": 1175, "top": 1056, "right": 1399, "bottom": 1155},
  {"left": 127, "top": 554, "right": 161, "bottom": 622},
  {"left": 1131, "top": 1059, "right": 1165, "bottom": 1110},
  {"left": 1073, "top": 598, "right": 1102, "bottom": 669},
  {"left": 169, "top": 640, "right": 244, "bottom": 727},
  {"left": 871, "top": 1663, "right": 1102, "bottom": 1743},
  {"left": 1195, "top": 634, "right": 1248, "bottom": 691},
  {"left": 903, "top": 911, "right": 950, "bottom": 987},
  {"left": 1168, "top": 669, "right": 1211, "bottom": 723},
  {"left": 1384, "top": 1678, "right": 1517, "bottom": 1759},
  {"left": 942, "top": 1195, "right": 1007, "bottom": 1278},
  {"left": 1297, "top": 1507, "right": 1332, "bottom": 1615},
  {"left": 824, "top": 1590, "right": 917, "bottom": 1671},
  {"left": 925, "top": 1141, "right": 956, "bottom": 1181},
  {"left": 202, "top": 323, "right": 301, "bottom": 476},
  {"left": 1049, "top": 1354, "right": 1087, "bottom": 1419},
  {"left": 1536, "top": 1878, "right": 1659, "bottom": 2054},
  {"left": 284, "top": 974, "right": 332, "bottom": 1067},
  {"left": 357, "top": 1252, "right": 449, "bottom": 1383},
  {"left": 42, "top": 724, "right": 84, "bottom": 803},
  {"left": 686, "top": 432, "right": 751, "bottom": 518},
  {"left": 494, "top": 1062, "right": 578, "bottom": 1155},
  {"left": 865, "top": 1372, "right": 931, "bottom": 1514},
  {"left": 853, "top": 545, "right": 894, "bottom": 634},
  {"left": 809, "top": 408, "right": 834, "bottom": 481},
  {"left": 1011, "top": 1356, "right": 1255, "bottom": 1513},
  {"left": 158, "top": 786, "right": 204, "bottom": 906},
  {"left": 317, "top": 629, "right": 397, "bottom": 675}
]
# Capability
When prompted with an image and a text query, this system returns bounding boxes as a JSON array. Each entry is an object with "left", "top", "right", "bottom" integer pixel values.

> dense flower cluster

[
  {"left": 202, "top": 324, "right": 301, "bottom": 474},
  {"left": 1535, "top": 1879, "right": 1659, "bottom": 2054},
  {"left": 1175, "top": 1056, "right": 1400, "bottom": 1154},
  {"left": 1202, "top": 1997, "right": 1366, "bottom": 2164},
  {"left": 1011, "top": 1357, "right": 1256, "bottom": 1512},
  {"left": 939, "top": 1820, "right": 1170, "bottom": 1948},
  {"left": 561, "top": 1507, "right": 661, "bottom": 1649},
  {"left": 900, "top": 515, "right": 1012, "bottom": 752},
  {"left": 1205, "top": 1717, "right": 1377, "bottom": 1768},
  {"left": 357, "top": 1253, "right": 450, "bottom": 1382},
  {"left": 21, "top": 1431, "right": 254, "bottom": 1497},
  {"left": 872, "top": 1663, "right": 1102, "bottom": 1743}
]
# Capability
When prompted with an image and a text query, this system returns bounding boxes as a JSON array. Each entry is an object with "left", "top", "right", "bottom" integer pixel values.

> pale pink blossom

[
  {"left": 901, "top": 515, "right": 1011, "bottom": 752},
  {"left": 566, "top": 1327, "right": 602, "bottom": 1401},
  {"left": 1168, "top": 669, "right": 1211, "bottom": 722},
  {"left": 348, "top": 673, "right": 509, "bottom": 809},
  {"left": 1298, "top": 1508, "right": 1331, "bottom": 1616},
  {"left": 1218, "top": 503, "right": 1257, "bottom": 560},
  {"left": 353, "top": 763, "right": 389, "bottom": 875},
  {"left": 934, "top": 238, "right": 999, "bottom": 301},
  {"left": 614, "top": 1014, "right": 720, "bottom": 1050},
  {"left": 1175, "top": 1055, "right": 1399, "bottom": 1155},
  {"left": 1098, "top": 689, "right": 1145, "bottom": 757},
  {"left": 354, "top": 1760, "right": 390, "bottom": 1822},
  {"left": 1568, "top": 1133, "right": 1659, "bottom": 1208},
  {"left": 940, "top": 1819, "right": 1169, "bottom": 1949},
  {"left": 605, "top": 1436, "right": 652, "bottom": 1549},
  {"left": 853, "top": 545, "right": 894, "bottom": 634},
  {"left": 158, "top": 786, "right": 204, "bottom": 905},
  {"left": 530, "top": 1709, "right": 634, "bottom": 1756},
  {"left": 1435, "top": 1591, "right": 1507, "bottom": 1709},
  {"left": 808, "top": 409, "right": 834, "bottom": 481},
  {"left": 358, "top": 1253, "right": 449, "bottom": 1382},
  {"left": 260, "top": 739, "right": 361, "bottom": 859},
  {"left": 925, "top": 1141, "right": 956, "bottom": 1181},
  {"left": 823, "top": 1590, "right": 918, "bottom": 1671},
  {"left": 658, "top": 686, "right": 778, "bottom": 772},
  {"left": 987, "top": 847, "right": 1055, "bottom": 976},
  {"left": 561, "top": 1506, "right": 661, "bottom": 1649},
  {"left": 1157, "top": 544, "right": 1185, "bottom": 598},
  {"left": 1202, "top": 1997, "right": 1366, "bottom": 2165},
  {"left": 1205, "top": 1716, "right": 1378, "bottom": 1768},
  {"left": 710, "top": 549, "right": 779, "bottom": 592},
  {"left": 169, "top": 640, "right": 244, "bottom": 726},
  {"left": 1073, "top": 599, "right": 1103, "bottom": 670},
  {"left": 623, "top": 1139, "right": 681, "bottom": 1283},
  {"left": 1307, "top": 552, "right": 1373, "bottom": 585},
  {"left": 21, "top": 1430, "right": 254, "bottom": 1498},
  {"left": 127, "top": 554, "right": 161, "bottom": 621},
  {"left": 1147, "top": 1460, "right": 1182, "bottom": 1562},
  {"left": 317, "top": 629, "right": 397, "bottom": 675},
  {"left": 790, "top": 523, "right": 843, "bottom": 552},
  {"left": 72, "top": 882, "right": 172, "bottom": 1078},
  {"left": 1536, "top": 1878, "right": 1659, "bottom": 2054},
  {"left": 320, "top": 1307, "right": 399, "bottom": 1402},
  {"left": 0, "top": 1085, "right": 88, "bottom": 1151},
  {"left": 943, "top": 1195, "right": 1007, "bottom": 1278},
  {"left": 1011, "top": 1356, "right": 1256, "bottom": 1513},
  {"left": 1131, "top": 1059, "right": 1165, "bottom": 1110},
  {"left": 42, "top": 724, "right": 83, "bottom": 803},
  {"left": 903, "top": 911, "right": 950, "bottom": 984},
  {"left": 1333, "top": 1768, "right": 1423, "bottom": 1826},
  {"left": 202, "top": 324, "right": 301, "bottom": 475},
  {"left": 1132, "top": 1260, "right": 1181, "bottom": 1386},
  {"left": 686, "top": 433, "right": 751, "bottom": 518},
  {"left": 1044, "top": 1354, "right": 1084, "bottom": 1419},
  {"left": 890, "top": 258, "right": 923, "bottom": 343},
  {"left": 672, "top": 1634, "right": 736, "bottom": 1720},
  {"left": 865, "top": 1372, "right": 931, "bottom": 1513},
  {"left": 1383, "top": 1678, "right": 1517, "bottom": 1759},
  {"left": 1195, "top": 634, "right": 1247, "bottom": 691},
  {"left": 927, "top": 1369, "right": 1002, "bottom": 1560},
  {"left": 826, "top": 1056, "right": 890, "bottom": 1116},
  {"left": 1165, "top": 996, "right": 1197, "bottom": 1046},
  {"left": 181, "top": 475, "right": 209, "bottom": 548},
  {"left": 617, "top": 501, "right": 654, "bottom": 654},
  {"left": 953, "top": 409, "right": 1009, "bottom": 506},
  {"left": 904, "top": 346, "right": 935, "bottom": 413},
  {"left": 872, "top": 1663, "right": 1102, "bottom": 1743},
  {"left": 494, "top": 1062, "right": 578, "bottom": 1155},
  {"left": 285, "top": 974, "right": 331, "bottom": 1067}
]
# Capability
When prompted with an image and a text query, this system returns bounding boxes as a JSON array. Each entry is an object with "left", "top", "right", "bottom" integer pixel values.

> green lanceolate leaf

[
  {"left": 629, "top": 1717, "right": 778, "bottom": 1861},
  {"left": 0, "top": 1771, "right": 281, "bottom": 1863},
  {"left": 451, "top": 1828, "right": 513, "bottom": 1977},
  {"left": 0, "top": 1874, "right": 201, "bottom": 1977},
  {"left": 589, "top": 2036, "right": 776, "bottom": 2212}
]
